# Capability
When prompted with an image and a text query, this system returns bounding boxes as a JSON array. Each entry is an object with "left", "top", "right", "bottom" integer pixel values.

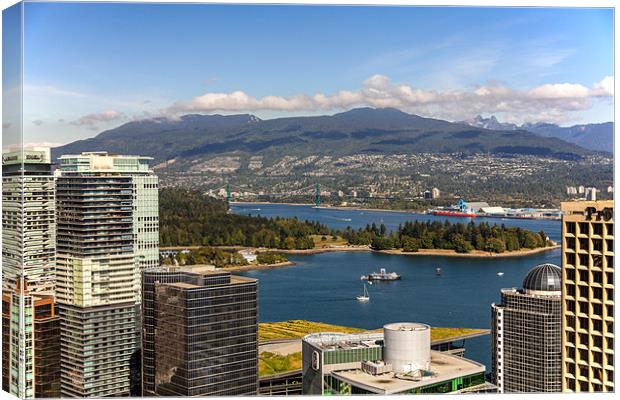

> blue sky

[{"left": 12, "top": 3, "right": 616, "bottom": 144}]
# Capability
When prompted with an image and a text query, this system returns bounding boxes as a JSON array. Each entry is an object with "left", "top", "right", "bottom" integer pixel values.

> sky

[{"left": 6, "top": 3, "right": 615, "bottom": 144}]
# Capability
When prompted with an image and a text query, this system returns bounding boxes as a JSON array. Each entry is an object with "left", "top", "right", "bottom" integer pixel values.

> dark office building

[
  {"left": 491, "top": 263, "right": 562, "bottom": 393},
  {"left": 142, "top": 266, "right": 259, "bottom": 396}
]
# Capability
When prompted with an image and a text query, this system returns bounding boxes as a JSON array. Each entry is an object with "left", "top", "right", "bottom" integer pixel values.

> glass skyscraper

[{"left": 142, "top": 266, "right": 259, "bottom": 396}]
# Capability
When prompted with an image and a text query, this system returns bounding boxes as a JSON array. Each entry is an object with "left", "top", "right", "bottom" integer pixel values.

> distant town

[{"left": 156, "top": 153, "right": 613, "bottom": 211}]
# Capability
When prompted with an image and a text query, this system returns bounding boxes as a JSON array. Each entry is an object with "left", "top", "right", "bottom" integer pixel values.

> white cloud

[
  {"left": 527, "top": 83, "right": 590, "bottom": 99},
  {"left": 593, "top": 76, "right": 614, "bottom": 97},
  {"left": 162, "top": 74, "right": 613, "bottom": 124},
  {"left": 70, "top": 110, "right": 126, "bottom": 126}
]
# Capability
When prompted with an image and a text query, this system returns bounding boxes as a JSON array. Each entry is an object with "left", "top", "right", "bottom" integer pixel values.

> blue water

[
  {"left": 232, "top": 203, "right": 561, "bottom": 242},
  {"left": 231, "top": 203, "right": 562, "bottom": 370}
]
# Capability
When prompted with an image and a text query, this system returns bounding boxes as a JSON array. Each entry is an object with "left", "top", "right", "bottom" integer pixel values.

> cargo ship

[
  {"left": 432, "top": 210, "right": 477, "bottom": 218},
  {"left": 361, "top": 268, "right": 401, "bottom": 281}
]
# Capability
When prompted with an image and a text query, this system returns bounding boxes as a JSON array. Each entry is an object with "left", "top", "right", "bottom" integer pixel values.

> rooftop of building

[
  {"left": 331, "top": 351, "right": 485, "bottom": 395},
  {"left": 303, "top": 328, "right": 489, "bottom": 351},
  {"left": 58, "top": 151, "right": 153, "bottom": 160},
  {"left": 498, "top": 287, "right": 561, "bottom": 300},
  {"left": 146, "top": 264, "right": 218, "bottom": 274},
  {"left": 148, "top": 264, "right": 257, "bottom": 287},
  {"left": 304, "top": 332, "right": 384, "bottom": 351},
  {"left": 179, "top": 264, "right": 218, "bottom": 274},
  {"left": 561, "top": 200, "right": 614, "bottom": 213},
  {"left": 522, "top": 263, "right": 561, "bottom": 293},
  {"left": 230, "top": 275, "right": 259, "bottom": 284},
  {"left": 384, "top": 322, "right": 429, "bottom": 332},
  {"left": 467, "top": 201, "right": 490, "bottom": 210}
]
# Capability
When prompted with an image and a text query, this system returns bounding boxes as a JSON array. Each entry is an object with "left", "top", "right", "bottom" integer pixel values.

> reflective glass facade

[{"left": 142, "top": 267, "right": 258, "bottom": 396}]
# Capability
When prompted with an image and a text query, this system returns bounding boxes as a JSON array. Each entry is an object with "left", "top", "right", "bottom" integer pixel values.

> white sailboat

[{"left": 356, "top": 284, "right": 370, "bottom": 302}]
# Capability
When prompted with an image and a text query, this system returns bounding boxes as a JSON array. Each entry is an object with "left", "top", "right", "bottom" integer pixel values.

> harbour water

[{"left": 232, "top": 203, "right": 562, "bottom": 370}]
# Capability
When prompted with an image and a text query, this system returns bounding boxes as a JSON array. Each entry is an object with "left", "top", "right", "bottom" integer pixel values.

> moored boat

[{"left": 361, "top": 268, "right": 401, "bottom": 281}]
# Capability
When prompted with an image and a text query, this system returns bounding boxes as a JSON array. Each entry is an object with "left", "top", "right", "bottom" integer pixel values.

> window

[{"left": 593, "top": 223, "right": 603, "bottom": 236}]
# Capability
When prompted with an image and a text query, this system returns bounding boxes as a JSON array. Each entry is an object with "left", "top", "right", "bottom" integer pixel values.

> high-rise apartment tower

[
  {"left": 55, "top": 152, "right": 158, "bottom": 397},
  {"left": 2, "top": 148, "right": 58, "bottom": 398}
]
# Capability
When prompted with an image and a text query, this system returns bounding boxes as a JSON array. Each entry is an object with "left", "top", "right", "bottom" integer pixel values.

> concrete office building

[
  {"left": 491, "top": 263, "right": 562, "bottom": 393},
  {"left": 55, "top": 152, "right": 158, "bottom": 397},
  {"left": 561, "top": 200, "right": 614, "bottom": 392},
  {"left": 2, "top": 148, "right": 57, "bottom": 398},
  {"left": 142, "top": 266, "right": 259, "bottom": 396},
  {"left": 302, "top": 323, "right": 488, "bottom": 395}
]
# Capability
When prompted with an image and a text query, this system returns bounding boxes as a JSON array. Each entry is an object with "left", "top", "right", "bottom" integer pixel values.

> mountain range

[
  {"left": 460, "top": 115, "right": 613, "bottom": 153},
  {"left": 52, "top": 107, "right": 607, "bottom": 163}
]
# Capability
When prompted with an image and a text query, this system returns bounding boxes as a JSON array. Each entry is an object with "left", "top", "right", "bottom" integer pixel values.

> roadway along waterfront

[{"left": 231, "top": 203, "right": 562, "bottom": 370}]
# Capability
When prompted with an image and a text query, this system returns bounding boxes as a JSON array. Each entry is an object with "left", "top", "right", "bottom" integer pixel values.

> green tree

[{"left": 487, "top": 238, "right": 507, "bottom": 253}]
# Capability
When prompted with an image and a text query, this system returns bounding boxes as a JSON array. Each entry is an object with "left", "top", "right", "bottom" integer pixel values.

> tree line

[
  {"left": 340, "top": 220, "right": 549, "bottom": 253},
  {"left": 160, "top": 189, "right": 550, "bottom": 254},
  {"left": 160, "top": 189, "right": 328, "bottom": 250}
]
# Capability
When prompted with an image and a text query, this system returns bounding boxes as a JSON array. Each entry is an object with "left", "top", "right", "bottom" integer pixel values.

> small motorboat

[
  {"left": 436, "top": 267, "right": 442, "bottom": 276},
  {"left": 356, "top": 284, "right": 370, "bottom": 302},
  {"left": 497, "top": 272, "right": 504, "bottom": 276}
]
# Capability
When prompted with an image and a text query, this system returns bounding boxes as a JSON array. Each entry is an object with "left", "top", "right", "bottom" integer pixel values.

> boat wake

[{"left": 324, "top": 215, "right": 353, "bottom": 222}]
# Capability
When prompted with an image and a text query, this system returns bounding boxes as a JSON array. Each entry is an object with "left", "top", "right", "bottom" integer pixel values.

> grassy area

[
  {"left": 310, "top": 234, "right": 348, "bottom": 248},
  {"left": 259, "top": 320, "right": 364, "bottom": 341},
  {"left": 430, "top": 327, "right": 488, "bottom": 342},
  {"left": 258, "top": 321, "right": 488, "bottom": 377},
  {"left": 259, "top": 351, "right": 302, "bottom": 377},
  {"left": 259, "top": 320, "right": 486, "bottom": 342}
]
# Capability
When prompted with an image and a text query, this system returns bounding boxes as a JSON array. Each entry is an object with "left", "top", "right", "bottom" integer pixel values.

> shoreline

[
  {"left": 275, "top": 244, "right": 560, "bottom": 258},
  {"left": 231, "top": 201, "right": 561, "bottom": 220},
  {"left": 374, "top": 244, "right": 560, "bottom": 258},
  {"left": 231, "top": 201, "right": 425, "bottom": 214},
  {"left": 223, "top": 261, "right": 296, "bottom": 272},
  {"left": 196, "top": 244, "right": 561, "bottom": 273}
]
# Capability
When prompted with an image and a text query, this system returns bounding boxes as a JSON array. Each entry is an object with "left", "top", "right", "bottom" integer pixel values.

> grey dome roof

[{"left": 522, "top": 263, "right": 561, "bottom": 292}]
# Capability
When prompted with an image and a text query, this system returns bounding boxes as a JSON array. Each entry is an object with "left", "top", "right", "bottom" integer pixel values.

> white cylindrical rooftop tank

[{"left": 383, "top": 322, "right": 431, "bottom": 373}]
